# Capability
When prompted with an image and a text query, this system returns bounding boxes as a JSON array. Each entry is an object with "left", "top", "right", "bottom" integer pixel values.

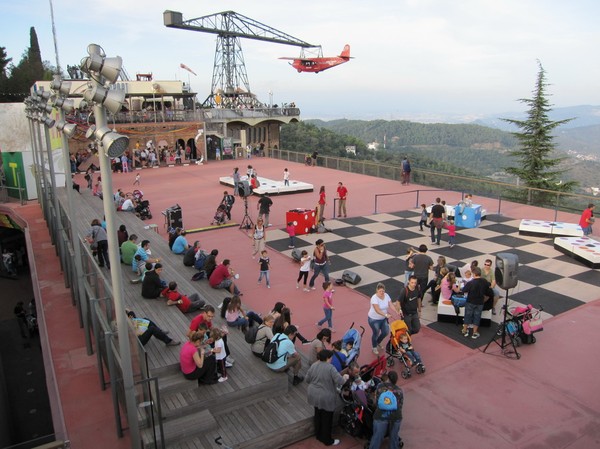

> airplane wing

[{"left": 278, "top": 57, "right": 314, "bottom": 61}]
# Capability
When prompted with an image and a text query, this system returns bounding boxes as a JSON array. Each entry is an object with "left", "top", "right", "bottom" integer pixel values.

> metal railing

[
  {"left": 29, "top": 160, "right": 160, "bottom": 448},
  {"left": 270, "top": 148, "right": 596, "bottom": 219}
]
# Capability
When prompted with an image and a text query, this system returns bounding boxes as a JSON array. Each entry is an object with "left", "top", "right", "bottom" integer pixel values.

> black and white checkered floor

[{"left": 268, "top": 210, "right": 600, "bottom": 323}]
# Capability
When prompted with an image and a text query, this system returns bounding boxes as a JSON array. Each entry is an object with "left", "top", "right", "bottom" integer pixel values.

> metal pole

[
  {"left": 27, "top": 118, "right": 43, "bottom": 204},
  {"left": 34, "top": 121, "right": 51, "bottom": 226},
  {"left": 92, "top": 102, "right": 141, "bottom": 448},
  {"left": 43, "top": 125, "right": 66, "bottom": 265},
  {"left": 58, "top": 107, "right": 92, "bottom": 354}
]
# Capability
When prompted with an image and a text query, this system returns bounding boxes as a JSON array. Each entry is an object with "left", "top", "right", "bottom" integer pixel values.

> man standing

[
  {"left": 398, "top": 276, "right": 422, "bottom": 335},
  {"left": 336, "top": 182, "right": 348, "bottom": 218},
  {"left": 257, "top": 193, "right": 273, "bottom": 226},
  {"left": 579, "top": 203, "right": 595, "bottom": 236},
  {"left": 429, "top": 197, "right": 446, "bottom": 245},
  {"left": 411, "top": 244, "right": 433, "bottom": 301},
  {"left": 369, "top": 370, "right": 404, "bottom": 449},
  {"left": 461, "top": 267, "right": 492, "bottom": 339},
  {"left": 481, "top": 259, "right": 500, "bottom": 315},
  {"left": 221, "top": 190, "right": 235, "bottom": 220}
]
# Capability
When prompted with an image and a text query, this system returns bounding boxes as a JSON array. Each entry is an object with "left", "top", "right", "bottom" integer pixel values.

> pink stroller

[{"left": 507, "top": 304, "right": 544, "bottom": 345}]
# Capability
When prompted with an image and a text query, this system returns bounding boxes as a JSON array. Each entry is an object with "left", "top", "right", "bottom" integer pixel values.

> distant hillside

[
  {"left": 285, "top": 118, "right": 599, "bottom": 192},
  {"left": 555, "top": 124, "right": 600, "bottom": 157},
  {"left": 473, "top": 105, "right": 600, "bottom": 131},
  {"left": 307, "top": 119, "right": 516, "bottom": 149}
]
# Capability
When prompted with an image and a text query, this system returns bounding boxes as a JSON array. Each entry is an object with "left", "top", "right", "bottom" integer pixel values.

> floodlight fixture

[
  {"left": 83, "top": 84, "right": 125, "bottom": 114},
  {"left": 41, "top": 115, "right": 56, "bottom": 128},
  {"left": 56, "top": 120, "right": 77, "bottom": 138},
  {"left": 81, "top": 53, "right": 123, "bottom": 84},
  {"left": 52, "top": 96, "right": 74, "bottom": 114},
  {"left": 50, "top": 76, "right": 72, "bottom": 96},
  {"left": 86, "top": 125, "right": 129, "bottom": 158},
  {"left": 40, "top": 103, "right": 54, "bottom": 115},
  {"left": 97, "top": 126, "right": 129, "bottom": 158}
]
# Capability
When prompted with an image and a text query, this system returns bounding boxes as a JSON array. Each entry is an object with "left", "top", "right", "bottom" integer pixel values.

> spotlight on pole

[
  {"left": 83, "top": 83, "right": 125, "bottom": 115},
  {"left": 55, "top": 120, "right": 77, "bottom": 139}
]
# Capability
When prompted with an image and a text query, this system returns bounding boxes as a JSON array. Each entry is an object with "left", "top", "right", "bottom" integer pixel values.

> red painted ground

[{"left": 5, "top": 157, "right": 599, "bottom": 449}]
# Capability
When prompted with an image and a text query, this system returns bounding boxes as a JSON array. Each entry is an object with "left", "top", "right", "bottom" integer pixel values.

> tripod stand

[
  {"left": 239, "top": 196, "right": 254, "bottom": 230},
  {"left": 483, "top": 288, "right": 520, "bottom": 359}
]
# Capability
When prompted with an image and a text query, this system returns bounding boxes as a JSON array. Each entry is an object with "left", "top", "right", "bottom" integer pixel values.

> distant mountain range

[
  {"left": 472, "top": 104, "right": 600, "bottom": 131},
  {"left": 473, "top": 105, "right": 600, "bottom": 158}
]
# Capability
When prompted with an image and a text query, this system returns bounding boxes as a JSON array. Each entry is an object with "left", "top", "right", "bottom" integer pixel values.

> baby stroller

[
  {"left": 211, "top": 204, "right": 228, "bottom": 225},
  {"left": 135, "top": 200, "right": 152, "bottom": 220},
  {"left": 503, "top": 304, "right": 544, "bottom": 346},
  {"left": 385, "top": 319, "right": 426, "bottom": 379},
  {"left": 132, "top": 189, "right": 144, "bottom": 201},
  {"left": 341, "top": 323, "right": 364, "bottom": 365},
  {"left": 339, "top": 365, "right": 404, "bottom": 449}
]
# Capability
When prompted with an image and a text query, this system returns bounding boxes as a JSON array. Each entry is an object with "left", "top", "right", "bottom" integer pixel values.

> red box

[{"left": 286, "top": 209, "right": 316, "bottom": 236}]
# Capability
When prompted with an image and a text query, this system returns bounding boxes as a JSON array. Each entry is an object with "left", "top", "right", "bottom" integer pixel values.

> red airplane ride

[{"left": 280, "top": 44, "right": 352, "bottom": 73}]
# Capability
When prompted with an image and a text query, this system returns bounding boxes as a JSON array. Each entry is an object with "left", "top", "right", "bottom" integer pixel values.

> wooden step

[{"left": 141, "top": 408, "right": 217, "bottom": 447}]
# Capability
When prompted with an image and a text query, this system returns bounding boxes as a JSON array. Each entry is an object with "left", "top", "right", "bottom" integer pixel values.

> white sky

[{"left": 1, "top": 0, "right": 599, "bottom": 121}]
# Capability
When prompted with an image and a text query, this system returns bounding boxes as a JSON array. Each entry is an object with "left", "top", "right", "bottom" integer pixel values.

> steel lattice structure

[{"left": 164, "top": 10, "right": 317, "bottom": 108}]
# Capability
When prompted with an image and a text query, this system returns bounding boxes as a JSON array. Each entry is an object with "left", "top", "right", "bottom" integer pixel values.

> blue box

[{"left": 454, "top": 204, "right": 482, "bottom": 228}]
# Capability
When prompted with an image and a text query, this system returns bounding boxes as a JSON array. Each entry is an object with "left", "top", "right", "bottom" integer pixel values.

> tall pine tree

[
  {"left": 503, "top": 62, "right": 576, "bottom": 194},
  {"left": 5, "top": 27, "right": 51, "bottom": 102}
]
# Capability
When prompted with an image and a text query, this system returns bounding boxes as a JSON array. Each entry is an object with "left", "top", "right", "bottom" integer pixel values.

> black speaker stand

[
  {"left": 482, "top": 288, "right": 520, "bottom": 359},
  {"left": 239, "top": 196, "right": 254, "bottom": 230}
]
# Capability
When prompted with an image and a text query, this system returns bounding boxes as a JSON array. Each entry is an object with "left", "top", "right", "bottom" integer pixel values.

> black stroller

[
  {"left": 339, "top": 375, "right": 404, "bottom": 448},
  {"left": 135, "top": 200, "right": 152, "bottom": 220}
]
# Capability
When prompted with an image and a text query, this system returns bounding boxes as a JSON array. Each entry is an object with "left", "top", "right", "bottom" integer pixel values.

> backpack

[
  {"left": 261, "top": 334, "right": 284, "bottom": 363},
  {"left": 377, "top": 390, "right": 398, "bottom": 417},
  {"left": 194, "top": 250, "right": 208, "bottom": 271},
  {"left": 245, "top": 324, "right": 265, "bottom": 344},
  {"left": 191, "top": 271, "right": 205, "bottom": 281}
]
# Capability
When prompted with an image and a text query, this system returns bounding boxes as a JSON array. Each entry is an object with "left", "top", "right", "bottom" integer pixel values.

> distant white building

[
  {"left": 367, "top": 142, "right": 379, "bottom": 150},
  {"left": 345, "top": 145, "right": 356, "bottom": 155}
]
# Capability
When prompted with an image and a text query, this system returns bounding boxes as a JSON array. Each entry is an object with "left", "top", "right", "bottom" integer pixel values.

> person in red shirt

[
  {"left": 336, "top": 182, "right": 348, "bottom": 218},
  {"left": 209, "top": 259, "right": 241, "bottom": 295},
  {"left": 188, "top": 305, "right": 234, "bottom": 367},
  {"left": 161, "top": 281, "right": 206, "bottom": 314},
  {"left": 188, "top": 305, "right": 216, "bottom": 336},
  {"left": 316, "top": 185, "right": 326, "bottom": 224},
  {"left": 579, "top": 203, "right": 595, "bottom": 236}
]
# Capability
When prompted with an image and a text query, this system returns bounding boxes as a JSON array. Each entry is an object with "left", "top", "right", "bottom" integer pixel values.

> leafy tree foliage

[
  {"left": 502, "top": 62, "right": 577, "bottom": 193},
  {"left": 1, "top": 27, "right": 54, "bottom": 103},
  {"left": 0, "top": 46, "right": 11, "bottom": 102}
]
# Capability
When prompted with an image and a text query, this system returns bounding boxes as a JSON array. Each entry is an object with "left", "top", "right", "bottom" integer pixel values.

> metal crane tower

[{"left": 164, "top": 10, "right": 317, "bottom": 108}]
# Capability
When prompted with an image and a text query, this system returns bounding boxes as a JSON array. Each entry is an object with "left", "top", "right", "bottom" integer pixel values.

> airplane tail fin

[{"left": 340, "top": 44, "right": 351, "bottom": 59}]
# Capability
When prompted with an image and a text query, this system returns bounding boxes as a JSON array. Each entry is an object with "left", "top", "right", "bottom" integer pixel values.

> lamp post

[
  {"left": 50, "top": 76, "right": 93, "bottom": 351},
  {"left": 80, "top": 44, "right": 140, "bottom": 447}
]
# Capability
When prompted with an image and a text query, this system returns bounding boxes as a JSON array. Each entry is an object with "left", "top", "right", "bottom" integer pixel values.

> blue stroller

[{"left": 341, "top": 323, "right": 365, "bottom": 365}]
